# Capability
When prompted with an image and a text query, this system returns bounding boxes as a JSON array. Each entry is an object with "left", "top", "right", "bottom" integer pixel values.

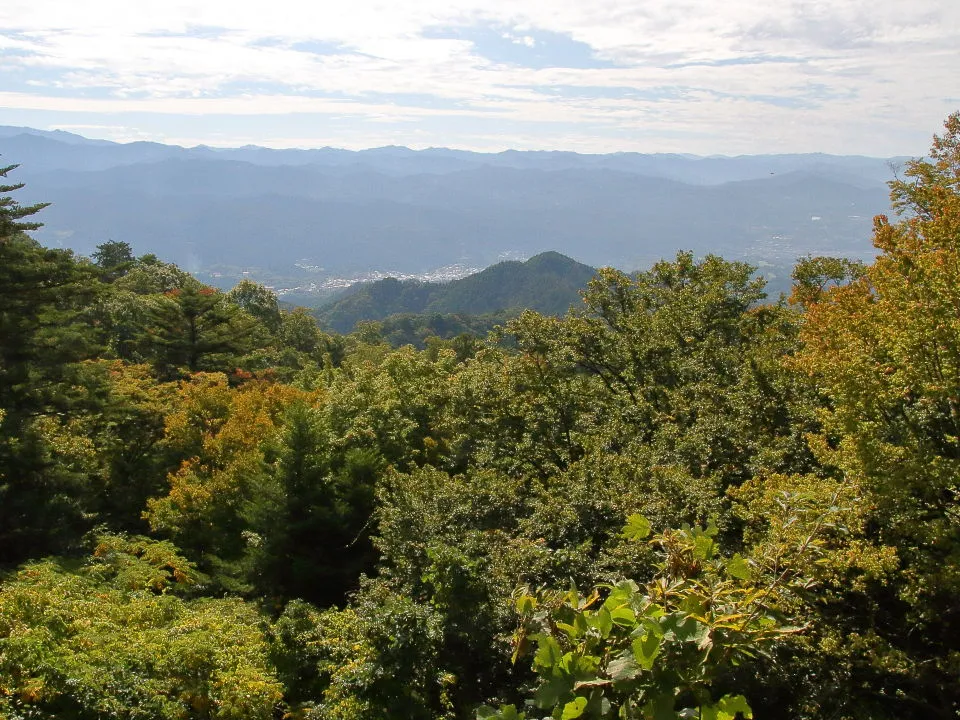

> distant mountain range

[
  {"left": 0, "top": 126, "right": 903, "bottom": 281},
  {"left": 318, "top": 251, "right": 597, "bottom": 332}
]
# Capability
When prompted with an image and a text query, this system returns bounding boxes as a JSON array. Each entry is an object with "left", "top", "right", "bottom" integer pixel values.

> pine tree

[
  {"left": 144, "top": 284, "right": 259, "bottom": 378},
  {"left": 92, "top": 239, "right": 135, "bottom": 281},
  {"left": 0, "top": 175, "right": 103, "bottom": 566},
  {"left": 244, "top": 402, "right": 379, "bottom": 604},
  {"left": 0, "top": 160, "right": 49, "bottom": 241}
]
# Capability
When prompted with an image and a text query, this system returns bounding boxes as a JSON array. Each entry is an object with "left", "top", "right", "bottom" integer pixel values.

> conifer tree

[
  {"left": 0, "top": 169, "right": 103, "bottom": 566},
  {"left": 0, "top": 160, "right": 49, "bottom": 240},
  {"left": 144, "top": 284, "right": 259, "bottom": 378},
  {"left": 92, "top": 239, "right": 135, "bottom": 281}
]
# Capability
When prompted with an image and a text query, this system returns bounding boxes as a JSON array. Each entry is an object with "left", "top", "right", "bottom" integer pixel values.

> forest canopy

[{"left": 1, "top": 113, "right": 959, "bottom": 720}]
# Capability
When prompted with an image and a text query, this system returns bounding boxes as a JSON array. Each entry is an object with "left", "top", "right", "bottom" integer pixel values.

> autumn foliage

[{"left": 2, "top": 114, "right": 960, "bottom": 719}]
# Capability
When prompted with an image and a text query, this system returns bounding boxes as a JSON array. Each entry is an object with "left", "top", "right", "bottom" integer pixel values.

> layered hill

[
  {"left": 317, "top": 252, "right": 596, "bottom": 333},
  {"left": 0, "top": 127, "right": 898, "bottom": 282}
]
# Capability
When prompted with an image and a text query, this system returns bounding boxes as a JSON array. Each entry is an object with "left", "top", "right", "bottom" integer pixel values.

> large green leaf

[
  {"left": 725, "top": 554, "right": 752, "bottom": 581},
  {"left": 534, "top": 676, "right": 571, "bottom": 709},
  {"left": 534, "top": 635, "right": 564, "bottom": 671},
  {"left": 623, "top": 514, "right": 652, "bottom": 541},
  {"left": 632, "top": 632, "right": 662, "bottom": 670},
  {"left": 701, "top": 694, "right": 753, "bottom": 720},
  {"left": 591, "top": 607, "right": 613, "bottom": 638},
  {"left": 607, "top": 652, "right": 642, "bottom": 683},
  {"left": 561, "top": 696, "right": 588, "bottom": 719}
]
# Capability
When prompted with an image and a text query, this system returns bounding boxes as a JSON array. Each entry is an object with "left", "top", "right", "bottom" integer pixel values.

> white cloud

[{"left": 0, "top": 0, "right": 957, "bottom": 153}]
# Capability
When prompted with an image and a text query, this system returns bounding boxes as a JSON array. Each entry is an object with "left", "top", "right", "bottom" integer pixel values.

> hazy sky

[{"left": 1, "top": 0, "right": 957, "bottom": 154}]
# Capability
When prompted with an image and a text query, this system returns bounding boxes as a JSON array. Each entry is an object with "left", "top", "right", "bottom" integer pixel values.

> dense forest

[{"left": 0, "top": 113, "right": 958, "bottom": 720}]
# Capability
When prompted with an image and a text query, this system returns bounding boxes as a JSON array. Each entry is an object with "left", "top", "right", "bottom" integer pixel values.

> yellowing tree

[
  {"left": 0, "top": 536, "right": 282, "bottom": 720},
  {"left": 796, "top": 112, "right": 960, "bottom": 716},
  {"left": 145, "top": 374, "right": 314, "bottom": 590}
]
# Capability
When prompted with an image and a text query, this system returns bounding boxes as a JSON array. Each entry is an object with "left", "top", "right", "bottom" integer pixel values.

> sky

[{"left": 0, "top": 0, "right": 957, "bottom": 155}]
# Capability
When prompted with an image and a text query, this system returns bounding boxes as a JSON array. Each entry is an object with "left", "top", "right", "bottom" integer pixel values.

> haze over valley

[{"left": 1, "top": 125, "right": 898, "bottom": 298}]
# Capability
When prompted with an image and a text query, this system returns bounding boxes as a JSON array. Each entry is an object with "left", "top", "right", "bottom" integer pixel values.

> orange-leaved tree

[{"left": 795, "top": 111, "right": 960, "bottom": 718}]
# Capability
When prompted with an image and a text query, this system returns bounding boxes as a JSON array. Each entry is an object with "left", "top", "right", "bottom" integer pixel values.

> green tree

[
  {"left": 116, "top": 253, "right": 194, "bottom": 294},
  {"left": 144, "top": 285, "right": 260, "bottom": 378},
  {"left": 484, "top": 513, "right": 834, "bottom": 720},
  {"left": 92, "top": 239, "right": 135, "bottom": 282},
  {"left": 243, "top": 402, "right": 380, "bottom": 605},
  {"left": 81, "top": 361, "right": 178, "bottom": 533},
  {"left": 0, "top": 188, "right": 104, "bottom": 565},
  {"left": 227, "top": 279, "right": 282, "bottom": 333},
  {"left": 501, "top": 253, "right": 817, "bottom": 489},
  {"left": 0, "top": 160, "right": 48, "bottom": 239},
  {"left": 95, "top": 254, "right": 195, "bottom": 361},
  {"left": 789, "top": 254, "right": 865, "bottom": 309}
]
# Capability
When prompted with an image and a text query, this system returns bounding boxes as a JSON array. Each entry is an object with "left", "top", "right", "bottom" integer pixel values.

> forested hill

[{"left": 317, "top": 251, "right": 596, "bottom": 332}]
